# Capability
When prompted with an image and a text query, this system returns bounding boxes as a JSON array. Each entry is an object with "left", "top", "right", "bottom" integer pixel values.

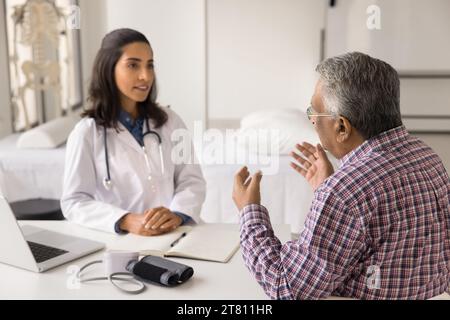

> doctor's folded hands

[{"left": 61, "top": 28, "right": 206, "bottom": 236}]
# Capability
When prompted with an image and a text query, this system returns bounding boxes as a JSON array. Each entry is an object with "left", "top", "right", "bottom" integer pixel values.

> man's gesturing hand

[
  {"left": 232, "top": 166, "right": 263, "bottom": 212},
  {"left": 290, "top": 142, "right": 334, "bottom": 192}
]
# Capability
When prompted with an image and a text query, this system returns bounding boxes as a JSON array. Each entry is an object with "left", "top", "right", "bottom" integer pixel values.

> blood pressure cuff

[{"left": 127, "top": 255, "right": 194, "bottom": 287}]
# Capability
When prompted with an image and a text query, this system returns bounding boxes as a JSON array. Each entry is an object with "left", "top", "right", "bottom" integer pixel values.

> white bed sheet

[
  {"left": 0, "top": 134, "right": 66, "bottom": 202},
  {"left": 0, "top": 134, "right": 332, "bottom": 233}
]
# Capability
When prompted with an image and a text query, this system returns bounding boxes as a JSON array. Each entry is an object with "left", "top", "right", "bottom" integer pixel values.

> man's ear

[{"left": 335, "top": 116, "right": 352, "bottom": 143}]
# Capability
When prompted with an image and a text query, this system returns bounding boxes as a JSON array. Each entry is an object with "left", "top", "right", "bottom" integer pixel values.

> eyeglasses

[{"left": 306, "top": 105, "right": 334, "bottom": 121}]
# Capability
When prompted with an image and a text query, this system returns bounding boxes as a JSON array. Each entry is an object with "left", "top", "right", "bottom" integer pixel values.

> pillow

[
  {"left": 237, "top": 108, "right": 319, "bottom": 155},
  {"left": 16, "top": 115, "right": 80, "bottom": 149}
]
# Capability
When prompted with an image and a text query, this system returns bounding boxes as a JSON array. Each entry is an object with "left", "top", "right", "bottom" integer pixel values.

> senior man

[{"left": 233, "top": 52, "right": 450, "bottom": 300}]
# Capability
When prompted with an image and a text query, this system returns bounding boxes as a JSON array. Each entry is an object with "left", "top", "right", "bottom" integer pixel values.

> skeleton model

[{"left": 10, "top": 0, "right": 72, "bottom": 130}]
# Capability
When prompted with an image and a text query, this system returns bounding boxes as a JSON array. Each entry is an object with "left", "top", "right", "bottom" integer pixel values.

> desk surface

[{"left": 0, "top": 221, "right": 291, "bottom": 300}]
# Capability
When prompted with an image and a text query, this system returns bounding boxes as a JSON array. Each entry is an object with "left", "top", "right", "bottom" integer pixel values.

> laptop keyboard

[{"left": 27, "top": 241, "right": 68, "bottom": 263}]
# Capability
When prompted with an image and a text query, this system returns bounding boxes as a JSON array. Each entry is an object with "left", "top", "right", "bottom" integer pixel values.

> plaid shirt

[{"left": 239, "top": 126, "right": 450, "bottom": 299}]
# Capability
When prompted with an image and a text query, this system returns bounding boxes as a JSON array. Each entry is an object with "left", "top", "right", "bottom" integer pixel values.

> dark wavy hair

[{"left": 82, "top": 28, "right": 168, "bottom": 130}]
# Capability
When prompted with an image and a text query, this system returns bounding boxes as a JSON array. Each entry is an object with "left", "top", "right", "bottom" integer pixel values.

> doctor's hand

[
  {"left": 232, "top": 166, "right": 263, "bottom": 212},
  {"left": 141, "top": 207, "right": 183, "bottom": 233},
  {"left": 119, "top": 208, "right": 182, "bottom": 236},
  {"left": 290, "top": 142, "right": 334, "bottom": 192}
]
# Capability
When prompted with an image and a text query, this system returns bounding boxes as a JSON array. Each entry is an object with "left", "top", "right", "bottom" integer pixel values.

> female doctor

[{"left": 61, "top": 28, "right": 206, "bottom": 236}]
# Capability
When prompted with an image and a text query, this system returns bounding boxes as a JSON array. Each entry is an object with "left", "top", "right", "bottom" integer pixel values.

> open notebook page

[
  {"left": 166, "top": 224, "right": 240, "bottom": 263},
  {"left": 109, "top": 226, "right": 192, "bottom": 254}
]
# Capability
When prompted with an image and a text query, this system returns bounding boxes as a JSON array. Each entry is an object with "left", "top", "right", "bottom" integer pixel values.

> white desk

[{"left": 0, "top": 221, "right": 291, "bottom": 300}]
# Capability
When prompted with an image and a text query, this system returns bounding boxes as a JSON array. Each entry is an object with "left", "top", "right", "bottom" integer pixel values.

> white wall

[
  {"left": 105, "top": 0, "right": 207, "bottom": 132},
  {"left": 78, "top": 0, "right": 108, "bottom": 106},
  {"left": 325, "top": 0, "right": 450, "bottom": 72},
  {"left": 0, "top": 3, "right": 13, "bottom": 138},
  {"left": 207, "top": 0, "right": 326, "bottom": 122},
  {"left": 325, "top": 0, "right": 450, "bottom": 132}
]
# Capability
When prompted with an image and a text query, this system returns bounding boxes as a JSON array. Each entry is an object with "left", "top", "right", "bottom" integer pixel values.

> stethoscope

[{"left": 102, "top": 118, "right": 165, "bottom": 191}]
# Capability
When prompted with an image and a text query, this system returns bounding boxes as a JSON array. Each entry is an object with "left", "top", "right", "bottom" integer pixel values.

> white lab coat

[{"left": 61, "top": 107, "right": 206, "bottom": 233}]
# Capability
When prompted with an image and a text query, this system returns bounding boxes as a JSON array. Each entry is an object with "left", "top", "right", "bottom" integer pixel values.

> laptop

[{"left": 0, "top": 196, "right": 104, "bottom": 272}]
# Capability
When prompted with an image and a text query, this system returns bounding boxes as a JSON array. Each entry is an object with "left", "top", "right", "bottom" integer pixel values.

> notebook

[{"left": 111, "top": 223, "right": 240, "bottom": 263}]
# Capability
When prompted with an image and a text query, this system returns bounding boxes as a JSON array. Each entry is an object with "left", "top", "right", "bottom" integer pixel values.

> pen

[{"left": 170, "top": 232, "right": 187, "bottom": 247}]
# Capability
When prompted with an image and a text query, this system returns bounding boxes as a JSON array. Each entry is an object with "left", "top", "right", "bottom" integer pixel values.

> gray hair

[{"left": 316, "top": 52, "right": 402, "bottom": 139}]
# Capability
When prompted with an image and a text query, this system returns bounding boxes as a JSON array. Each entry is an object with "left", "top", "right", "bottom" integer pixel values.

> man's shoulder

[
  {"left": 321, "top": 136, "right": 445, "bottom": 200},
  {"left": 318, "top": 151, "right": 393, "bottom": 204},
  {"left": 324, "top": 156, "right": 380, "bottom": 185}
]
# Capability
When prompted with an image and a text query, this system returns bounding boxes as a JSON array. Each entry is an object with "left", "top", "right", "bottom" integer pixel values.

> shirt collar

[
  {"left": 118, "top": 109, "right": 143, "bottom": 130},
  {"left": 339, "top": 125, "right": 409, "bottom": 167}
]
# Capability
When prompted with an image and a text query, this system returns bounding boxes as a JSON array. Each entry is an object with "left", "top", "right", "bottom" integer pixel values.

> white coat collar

[{"left": 114, "top": 121, "right": 144, "bottom": 153}]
